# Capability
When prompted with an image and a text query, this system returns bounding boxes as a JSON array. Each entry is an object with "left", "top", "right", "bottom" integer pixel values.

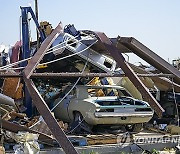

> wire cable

[
  {"left": 0, "top": 35, "right": 94, "bottom": 71},
  {"left": 19, "top": 15, "right": 22, "bottom": 42},
  {"left": 1, "top": 67, "right": 25, "bottom": 71},
  {"left": 171, "top": 77, "right": 179, "bottom": 126},
  {"left": 30, "top": 55, "right": 89, "bottom": 128},
  {"left": 38, "top": 39, "right": 98, "bottom": 66},
  {"left": 0, "top": 35, "right": 78, "bottom": 70},
  {"left": 65, "top": 55, "right": 96, "bottom": 134},
  {"left": 51, "top": 60, "right": 88, "bottom": 112},
  {"left": 0, "top": 57, "right": 31, "bottom": 70},
  {"left": 66, "top": 107, "right": 92, "bottom": 134},
  {"left": 0, "top": 38, "right": 96, "bottom": 71},
  {"left": 44, "top": 35, "right": 90, "bottom": 55}
]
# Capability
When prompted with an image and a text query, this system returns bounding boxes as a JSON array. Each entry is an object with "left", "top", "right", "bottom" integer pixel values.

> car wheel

[
  {"left": 162, "top": 102, "right": 176, "bottom": 117},
  {"left": 125, "top": 123, "right": 143, "bottom": 133},
  {"left": 69, "top": 111, "right": 92, "bottom": 134}
]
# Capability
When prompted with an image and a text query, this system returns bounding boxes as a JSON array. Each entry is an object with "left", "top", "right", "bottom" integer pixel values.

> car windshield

[
  {"left": 96, "top": 97, "right": 146, "bottom": 106},
  {"left": 96, "top": 100, "right": 122, "bottom": 106},
  {"left": 87, "top": 87, "right": 131, "bottom": 97}
]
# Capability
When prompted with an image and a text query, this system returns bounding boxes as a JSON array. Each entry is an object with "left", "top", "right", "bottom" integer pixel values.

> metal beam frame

[
  {"left": 1, "top": 21, "right": 178, "bottom": 151},
  {"left": 94, "top": 32, "right": 164, "bottom": 117},
  {"left": 23, "top": 24, "right": 78, "bottom": 154},
  {"left": 0, "top": 72, "right": 175, "bottom": 78},
  {"left": 23, "top": 77, "right": 77, "bottom": 153},
  {"left": 119, "top": 37, "right": 180, "bottom": 84},
  {"left": 2, "top": 8, "right": 179, "bottom": 153},
  {"left": 129, "top": 63, "right": 180, "bottom": 92},
  {"left": 24, "top": 23, "right": 63, "bottom": 79}
]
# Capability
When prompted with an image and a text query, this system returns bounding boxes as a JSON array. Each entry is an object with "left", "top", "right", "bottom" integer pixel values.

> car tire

[
  {"left": 125, "top": 123, "right": 143, "bottom": 133},
  {"left": 69, "top": 111, "right": 92, "bottom": 134}
]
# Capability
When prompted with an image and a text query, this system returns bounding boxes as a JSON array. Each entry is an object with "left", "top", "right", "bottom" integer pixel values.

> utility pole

[{"left": 35, "top": 0, "right": 39, "bottom": 49}]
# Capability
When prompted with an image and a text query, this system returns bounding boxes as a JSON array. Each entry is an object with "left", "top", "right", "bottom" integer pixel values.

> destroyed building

[{"left": 0, "top": 6, "right": 179, "bottom": 154}]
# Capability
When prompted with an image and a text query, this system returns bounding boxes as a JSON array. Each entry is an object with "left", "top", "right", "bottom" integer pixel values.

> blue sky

[{"left": 0, "top": 0, "right": 179, "bottom": 64}]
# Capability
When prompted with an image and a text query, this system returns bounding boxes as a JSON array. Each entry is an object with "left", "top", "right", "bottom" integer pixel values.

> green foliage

[{"left": 151, "top": 148, "right": 160, "bottom": 154}]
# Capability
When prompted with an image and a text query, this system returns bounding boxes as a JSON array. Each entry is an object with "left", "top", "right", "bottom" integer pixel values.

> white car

[{"left": 53, "top": 85, "right": 154, "bottom": 132}]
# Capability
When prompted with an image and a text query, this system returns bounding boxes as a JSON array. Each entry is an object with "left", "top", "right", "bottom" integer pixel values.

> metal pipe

[
  {"left": 35, "top": 0, "right": 40, "bottom": 49},
  {"left": 0, "top": 93, "right": 15, "bottom": 108},
  {"left": 0, "top": 72, "right": 175, "bottom": 78}
]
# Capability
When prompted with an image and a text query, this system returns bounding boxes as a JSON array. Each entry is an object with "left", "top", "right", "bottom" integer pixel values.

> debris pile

[{"left": 0, "top": 6, "right": 179, "bottom": 154}]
